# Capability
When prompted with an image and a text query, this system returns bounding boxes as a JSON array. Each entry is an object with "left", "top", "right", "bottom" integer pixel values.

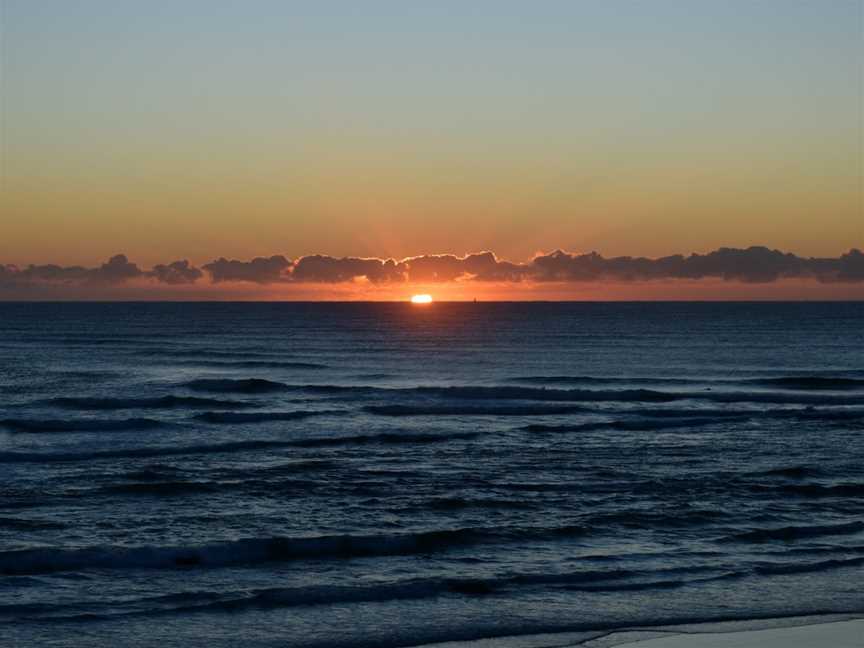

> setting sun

[{"left": 410, "top": 294, "right": 433, "bottom": 304}]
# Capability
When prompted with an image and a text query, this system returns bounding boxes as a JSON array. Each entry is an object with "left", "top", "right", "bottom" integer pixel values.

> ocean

[{"left": 0, "top": 302, "right": 862, "bottom": 647}]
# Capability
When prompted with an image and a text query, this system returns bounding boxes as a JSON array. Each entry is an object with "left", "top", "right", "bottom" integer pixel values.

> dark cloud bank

[{"left": 1, "top": 248, "right": 862, "bottom": 295}]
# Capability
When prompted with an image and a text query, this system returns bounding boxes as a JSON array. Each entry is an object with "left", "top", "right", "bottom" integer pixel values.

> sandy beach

[
  {"left": 604, "top": 618, "right": 864, "bottom": 648},
  {"left": 417, "top": 616, "right": 864, "bottom": 648}
]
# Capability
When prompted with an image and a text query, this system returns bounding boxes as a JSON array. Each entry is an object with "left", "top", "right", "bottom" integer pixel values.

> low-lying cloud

[
  {"left": 149, "top": 260, "right": 204, "bottom": 285},
  {"left": 1, "top": 254, "right": 143, "bottom": 285},
  {"left": 1, "top": 247, "right": 862, "bottom": 296},
  {"left": 202, "top": 255, "right": 292, "bottom": 284}
]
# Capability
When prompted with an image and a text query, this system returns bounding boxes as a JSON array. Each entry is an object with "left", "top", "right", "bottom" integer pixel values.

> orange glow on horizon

[{"left": 410, "top": 294, "right": 433, "bottom": 304}]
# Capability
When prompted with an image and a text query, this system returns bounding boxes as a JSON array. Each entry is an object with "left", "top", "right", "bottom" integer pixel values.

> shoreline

[
  {"left": 413, "top": 613, "right": 864, "bottom": 648},
  {"left": 601, "top": 617, "right": 864, "bottom": 648}
]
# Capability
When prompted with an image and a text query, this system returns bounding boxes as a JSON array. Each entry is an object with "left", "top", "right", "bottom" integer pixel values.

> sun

[{"left": 410, "top": 294, "right": 433, "bottom": 304}]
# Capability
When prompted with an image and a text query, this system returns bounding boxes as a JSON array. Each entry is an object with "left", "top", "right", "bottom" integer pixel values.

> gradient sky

[{"left": 1, "top": 1, "right": 862, "bottom": 279}]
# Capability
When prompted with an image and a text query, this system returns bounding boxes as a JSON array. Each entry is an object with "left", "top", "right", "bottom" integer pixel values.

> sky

[{"left": 1, "top": 1, "right": 862, "bottom": 299}]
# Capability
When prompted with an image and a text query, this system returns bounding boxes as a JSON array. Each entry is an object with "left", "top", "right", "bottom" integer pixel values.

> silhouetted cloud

[
  {"left": 0, "top": 254, "right": 142, "bottom": 286},
  {"left": 2, "top": 263, "right": 91, "bottom": 284},
  {"left": 90, "top": 254, "right": 143, "bottom": 282},
  {"left": 286, "top": 251, "right": 526, "bottom": 283},
  {"left": 291, "top": 255, "right": 405, "bottom": 283},
  {"left": 202, "top": 255, "right": 292, "bottom": 283},
  {"left": 460, "top": 252, "right": 524, "bottom": 282},
  {"left": 525, "top": 247, "right": 864, "bottom": 284},
  {"left": 1, "top": 247, "right": 862, "bottom": 298},
  {"left": 148, "top": 260, "right": 203, "bottom": 285},
  {"left": 837, "top": 249, "right": 864, "bottom": 281}
]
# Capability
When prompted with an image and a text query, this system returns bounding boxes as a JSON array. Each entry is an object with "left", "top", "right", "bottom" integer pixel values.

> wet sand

[
  {"left": 416, "top": 615, "right": 864, "bottom": 648},
  {"left": 606, "top": 618, "right": 864, "bottom": 648}
]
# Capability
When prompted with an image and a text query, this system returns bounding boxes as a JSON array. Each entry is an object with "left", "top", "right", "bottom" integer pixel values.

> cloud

[
  {"left": 459, "top": 252, "right": 524, "bottom": 282},
  {"left": 1, "top": 247, "right": 862, "bottom": 298},
  {"left": 291, "top": 255, "right": 405, "bottom": 283},
  {"left": 3, "top": 263, "right": 91, "bottom": 284},
  {"left": 286, "top": 251, "right": 526, "bottom": 283},
  {"left": 202, "top": 255, "right": 292, "bottom": 283},
  {"left": 399, "top": 254, "right": 467, "bottom": 282},
  {"left": 90, "top": 254, "right": 143, "bottom": 283},
  {"left": 525, "top": 247, "right": 864, "bottom": 284},
  {"left": 837, "top": 249, "right": 864, "bottom": 282},
  {"left": 0, "top": 255, "right": 203, "bottom": 288},
  {"left": 148, "top": 260, "right": 203, "bottom": 285},
  {"left": 0, "top": 254, "right": 142, "bottom": 286}
]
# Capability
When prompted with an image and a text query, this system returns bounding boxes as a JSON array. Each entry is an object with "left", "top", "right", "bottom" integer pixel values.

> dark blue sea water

[{"left": 1, "top": 302, "right": 863, "bottom": 647}]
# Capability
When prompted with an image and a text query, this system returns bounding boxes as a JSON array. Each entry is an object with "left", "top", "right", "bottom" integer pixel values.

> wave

[
  {"left": 0, "top": 440, "right": 294, "bottom": 463},
  {"left": 97, "top": 481, "right": 224, "bottom": 496},
  {"left": 521, "top": 417, "right": 730, "bottom": 433},
  {"left": 44, "top": 396, "right": 256, "bottom": 410},
  {"left": 45, "top": 369, "right": 123, "bottom": 382},
  {"left": 184, "top": 578, "right": 504, "bottom": 612},
  {"left": 290, "top": 430, "right": 484, "bottom": 447},
  {"left": 509, "top": 375, "right": 864, "bottom": 392},
  {"left": 745, "top": 377, "right": 864, "bottom": 391},
  {"left": 21, "top": 337, "right": 167, "bottom": 347},
  {"left": 748, "top": 482, "right": 864, "bottom": 498},
  {"left": 508, "top": 376, "right": 699, "bottom": 386},
  {"left": 0, "top": 525, "right": 592, "bottom": 575},
  {"left": 236, "top": 459, "right": 339, "bottom": 477},
  {"left": 626, "top": 408, "right": 763, "bottom": 419},
  {"left": 193, "top": 410, "right": 344, "bottom": 424},
  {"left": 0, "top": 565, "right": 737, "bottom": 620},
  {"left": 183, "top": 378, "right": 289, "bottom": 393},
  {"left": 288, "top": 384, "right": 864, "bottom": 406},
  {"left": 0, "top": 418, "right": 167, "bottom": 433},
  {"left": 566, "top": 573, "right": 741, "bottom": 593},
  {"left": 755, "top": 465, "right": 819, "bottom": 479},
  {"left": 654, "top": 392, "right": 864, "bottom": 406},
  {"left": 0, "top": 516, "right": 66, "bottom": 531},
  {"left": 365, "top": 404, "right": 589, "bottom": 417},
  {"left": 98, "top": 460, "right": 338, "bottom": 491},
  {"left": 585, "top": 509, "right": 728, "bottom": 529},
  {"left": 176, "top": 360, "right": 328, "bottom": 370},
  {"left": 295, "top": 384, "right": 682, "bottom": 403},
  {"left": 724, "top": 521, "right": 864, "bottom": 543},
  {"left": 0, "top": 582, "right": 483, "bottom": 620},
  {"left": 418, "top": 496, "right": 535, "bottom": 511},
  {"left": 0, "top": 429, "right": 482, "bottom": 463},
  {"left": 612, "top": 407, "right": 858, "bottom": 422},
  {"left": 133, "top": 349, "right": 276, "bottom": 360},
  {"left": 753, "top": 556, "right": 864, "bottom": 575},
  {"left": 95, "top": 474, "right": 340, "bottom": 498}
]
